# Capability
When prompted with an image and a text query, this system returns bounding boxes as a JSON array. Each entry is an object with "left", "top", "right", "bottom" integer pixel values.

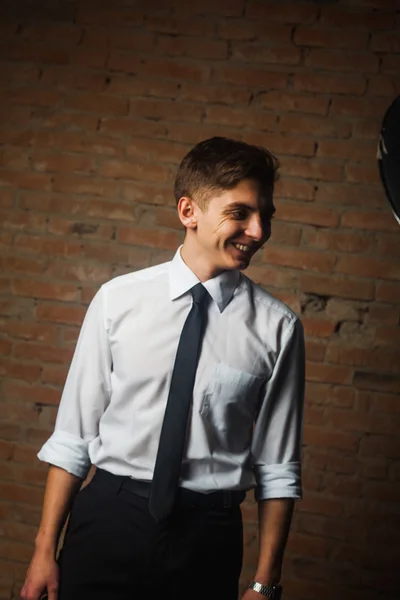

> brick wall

[{"left": 1, "top": 0, "right": 400, "bottom": 598}]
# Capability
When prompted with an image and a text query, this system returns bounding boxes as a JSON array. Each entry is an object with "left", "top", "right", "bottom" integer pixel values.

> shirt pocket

[{"left": 200, "top": 363, "right": 264, "bottom": 453}]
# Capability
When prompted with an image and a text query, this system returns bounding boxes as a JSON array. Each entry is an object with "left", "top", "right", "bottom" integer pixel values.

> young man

[{"left": 21, "top": 137, "right": 305, "bottom": 600}]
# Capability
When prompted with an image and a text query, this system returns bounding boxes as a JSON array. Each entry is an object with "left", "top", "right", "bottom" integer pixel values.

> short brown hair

[{"left": 174, "top": 136, "right": 279, "bottom": 207}]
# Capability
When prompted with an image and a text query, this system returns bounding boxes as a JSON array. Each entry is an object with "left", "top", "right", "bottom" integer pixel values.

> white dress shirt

[{"left": 38, "top": 248, "right": 305, "bottom": 501}]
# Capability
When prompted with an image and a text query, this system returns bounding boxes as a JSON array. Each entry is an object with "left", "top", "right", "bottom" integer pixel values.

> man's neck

[{"left": 180, "top": 243, "right": 224, "bottom": 283}]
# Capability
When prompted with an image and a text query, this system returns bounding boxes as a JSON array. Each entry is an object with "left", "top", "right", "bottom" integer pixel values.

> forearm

[
  {"left": 35, "top": 464, "right": 83, "bottom": 556},
  {"left": 254, "top": 498, "right": 294, "bottom": 584}
]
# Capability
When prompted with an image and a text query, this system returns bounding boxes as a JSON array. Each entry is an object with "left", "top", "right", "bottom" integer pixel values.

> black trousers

[{"left": 58, "top": 470, "right": 244, "bottom": 600}]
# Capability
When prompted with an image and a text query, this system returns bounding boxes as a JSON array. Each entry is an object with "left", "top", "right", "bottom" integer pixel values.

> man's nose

[{"left": 245, "top": 214, "right": 264, "bottom": 241}]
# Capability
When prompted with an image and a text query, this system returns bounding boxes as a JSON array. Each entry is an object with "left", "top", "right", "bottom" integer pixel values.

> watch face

[{"left": 378, "top": 94, "right": 400, "bottom": 225}]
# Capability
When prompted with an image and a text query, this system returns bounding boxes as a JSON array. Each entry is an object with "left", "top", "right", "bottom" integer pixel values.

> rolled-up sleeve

[
  {"left": 38, "top": 287, "right": 112, "bottom": 478},
  {"left": 252, "top": 317, "right": 305, "bottom": 501}
]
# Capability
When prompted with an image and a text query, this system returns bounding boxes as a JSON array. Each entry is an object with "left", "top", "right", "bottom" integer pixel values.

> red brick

[
  {"left": 244, "top": 265, "right": 298, "bottom": 290},
  {"left": 247, "top": 1, "right": 318, "bottom": 22},
  {"left": 274, "top": 179, "right": 315, "bottom": 201},
  {"left": 294, "top": 73, "right": 366, "bottom": 95},
  {"left": 64, "top": 91, "right": 129, "bottom": 116},
  {"left": 0, "top": 359, "right": 42, "bottom": 383},
  {"left": 297, "top": 492, "right": 343, "bottom": 517},
  {"left": 109, "top": 29, "right": 155, "bottom": 52},
  {"left": 327, "top": 344, "right": 399, "bottom": 373},
  {"left": 316, "top": 184, "right": 384, "bottom": 208},
  {"left": 303, "top": 424, "right": 359, "bottom": 451},
  {"left": 0, "top": 210, "right": 46, "bottom": 233},
  {"left": 381, "top": 55, "right": 400, "bottom": 75},
  {"left": 145, "top": 16, "right": 215, "bottom": 37},
  {"left": 294, "top": 26, "right": 368, "bottom": 49},
  {"left": 336, "top": 255, "right": 400, "bottom": 281},
  {"left": 13, "top": 342, "right": 73, "bottom": 365},
  {"left": 354, "top": 372, "right": 400, "bottom": 394},
  {"left": 268, "top": 222, "right": 302, "bottom": 246},
  {"left": 130, "top": 98, "right": 203, "bottom": 123},
  {"left": 231, "top": 43, "right": 300, "bottom": 65},
  {"left": 35, "top": 303, "right": 86, "bottom": 326},
  {"left": 0, "top": 170, "right": 52, "bottom": 191},
  {"left": 77, "top": 6, "right": 143, "bottom": 26},
  {"left": 5, "top": 42, "right": 70, "bottom": 65},
  {"left": 205, "top": 106, "right": 276, "bottom": 131},
  {"left": 47, "top": 217, "right": 114, "bottom": 241},
  {"left": 375, "top": 281, "right": 400, "bottom": 304},
  {"left": 72, "top": 46, "right": 108, "bottom": 69},
  {"left": 11, "top": 279, "right": 79, "bottom": 302},
  {"left": 157, "top": 36, "right": 228, "bottom": 60},
  {"left": 118, "top": 227, "right": 182, "bottom": 250},
  {"left": 100, "top": 160, "right": 170, "bottom": 183},
  {"left": 317, "top": 139, "right": 376, "bottom": 162},
  {"left": 255, "top": 91, "right": 329, "bottom": 116},
  {"left": 368, "top": 74, "right": 400, "bottom": 97},
  {"left": 345, "top": 164, "right": 381, "bottom": 185},
  {"left": 5, "top": 87, "right": 62, "bottom": 108},
  {"left": 46, "top": 260, "right": 112, "bottom": 284},
  {"left": 100, "top": 117, "right": 167, "bottom": 141},
  {"left": 107, "top": 76, "right": 180, "bottom": 100},
  {"left": 19, "top": 23, "right": 82, "bottom": 45},
  {"left": 330, "top": 95, "right": 389, "bottom": 118},
  {"left": 360, "top": 435, "right": 400, "bottom": 460},
  {"left": 2, "top": 380, "right": 61, "bottom": 406},
  {"left": 341, "top": 210, "right": 398, "bottom": 232},
  {"left": 31, "top": 153, "right": 97, "bottom": 175},
  {"left": 303, "top": 228, "right": 374, "bottom": 254},
  {"left": 321, "top": 6, "right": 394, "bottom": 30},
  {"left": 241, "top": 133, "right": 316, "bottom": 159},
  {"left": 218, "top": 19, "right": 290, "bottom": 42},
  {"left": 281, "top": 157, "right": 343, "bottom": 182},
  {"left": 62, "top": 327, "right": 80, "bottom": 345},
  {"left": 279, "top": 114, "right": 351, "bottom": 138},
  {"left": 142, "top": 57, "right": 211, "bottom": 83},
  {"left": 276, "top": 202, "right": 340, "bottom": 228},
  {"left": 0, "top": 190, "right": 14, "bottom": 208},
  {"left": 52, "top": 174, "right": 121, "bottom": 197},
  {"left": 0, "top": 320, "right": 58, "bottom": 344},
  {"left": 156, "top": 208, "right": 181, "bottom": 230},
  {"left": 264, "top": 245, "right": 336, "bottom": 274},
  {"left": 42, "top": 365, "right": 69, "bottom": 387},
  {"left": 370, "top": 31, "right": 400, "bottom": 52},
  {"left": 84, "top": 199, "right": 136, "bottom": 222},
  {"left": 287, "top": 532, "right": 334, "bottom": 558},
  {"left": 302, "top": 317, "right": 337, "bottom": 339},
  {"left": 305, "top": 50, "right": 379, "bottom": 73},
  {"left": 213, "top": 65, "right": 287, "bottom": 88},
  {"left": 300, "top": 273, "right": 374, "bottom": 301},
  {"left": 373, "top": 327, "right": 400, "bottom": 347},
  {"left": 353, "top": 118, "right": 381, "bottom": 139},
  {"left": 173, "top": 0, "right": 244, "bottom": 17},
  {"left": 178, "top": 83, "right": 251, "bottom": 106},
  {"left": 15, "top": 234, "right": 82, "bottom": 258},
  {"left": 368, "top": 304, "right": 399, "bottom": 326},
  {"left": 305, "top": 340, "right": 326, "bottom": 362}
]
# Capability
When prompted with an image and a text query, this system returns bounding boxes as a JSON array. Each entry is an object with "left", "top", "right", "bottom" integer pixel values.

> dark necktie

[{"left": 148, "top": 283, "right": 208, "bottom": 522}]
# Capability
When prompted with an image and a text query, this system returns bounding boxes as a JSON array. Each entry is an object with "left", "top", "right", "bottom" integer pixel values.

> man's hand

[{"left": 20, "top": 549, "right": 59, "bottom": 600}]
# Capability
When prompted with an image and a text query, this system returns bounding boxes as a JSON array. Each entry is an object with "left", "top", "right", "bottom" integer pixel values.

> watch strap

[{"left": 248, "top": 581, "right": 282, "bottom": 599}]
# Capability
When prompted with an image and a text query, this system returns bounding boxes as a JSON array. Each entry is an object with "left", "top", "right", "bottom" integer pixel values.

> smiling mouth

[{"left": 232, "top": 242, "right": 252, "bottom": 253}]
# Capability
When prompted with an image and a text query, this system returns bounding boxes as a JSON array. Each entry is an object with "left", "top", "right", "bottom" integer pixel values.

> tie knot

[{"left": 191, "top": 283, "right": 207, "bottom": 305}]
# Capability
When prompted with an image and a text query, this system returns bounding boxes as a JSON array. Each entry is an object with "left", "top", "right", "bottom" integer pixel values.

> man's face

[{"left": 193, "top": 178, "right": 275, "bottom": 273}]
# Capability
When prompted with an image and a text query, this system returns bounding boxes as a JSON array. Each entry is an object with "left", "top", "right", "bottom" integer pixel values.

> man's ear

[{"left": 177, "top": 196, "right": 198, "bottom": 229}]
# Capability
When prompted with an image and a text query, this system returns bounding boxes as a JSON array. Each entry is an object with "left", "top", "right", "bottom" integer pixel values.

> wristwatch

[{"left": 248, "top": 581, "right": 282, "bottom": 599}]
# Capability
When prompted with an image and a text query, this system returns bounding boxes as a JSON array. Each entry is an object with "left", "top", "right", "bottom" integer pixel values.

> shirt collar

[{"left": 169, "top": 246, "right": 240, "bottom": 313}]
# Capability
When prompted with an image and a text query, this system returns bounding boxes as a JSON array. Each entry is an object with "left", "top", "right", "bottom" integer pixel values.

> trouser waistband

[{"left": 93, "top": 468, "right": 246, "bottom": 509}]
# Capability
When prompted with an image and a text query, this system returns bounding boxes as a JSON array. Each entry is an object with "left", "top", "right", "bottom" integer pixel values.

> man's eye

[{"left": 231, "top": 210, "right": 247, "bottom": 219}]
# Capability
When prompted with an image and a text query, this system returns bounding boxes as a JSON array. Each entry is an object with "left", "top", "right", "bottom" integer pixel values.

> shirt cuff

[
  {"left": 37, "top": 430, "right": 91, "bottom": 479},
  {"left": 254, "top": 462, "right": 302, "bottom": 501}
]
